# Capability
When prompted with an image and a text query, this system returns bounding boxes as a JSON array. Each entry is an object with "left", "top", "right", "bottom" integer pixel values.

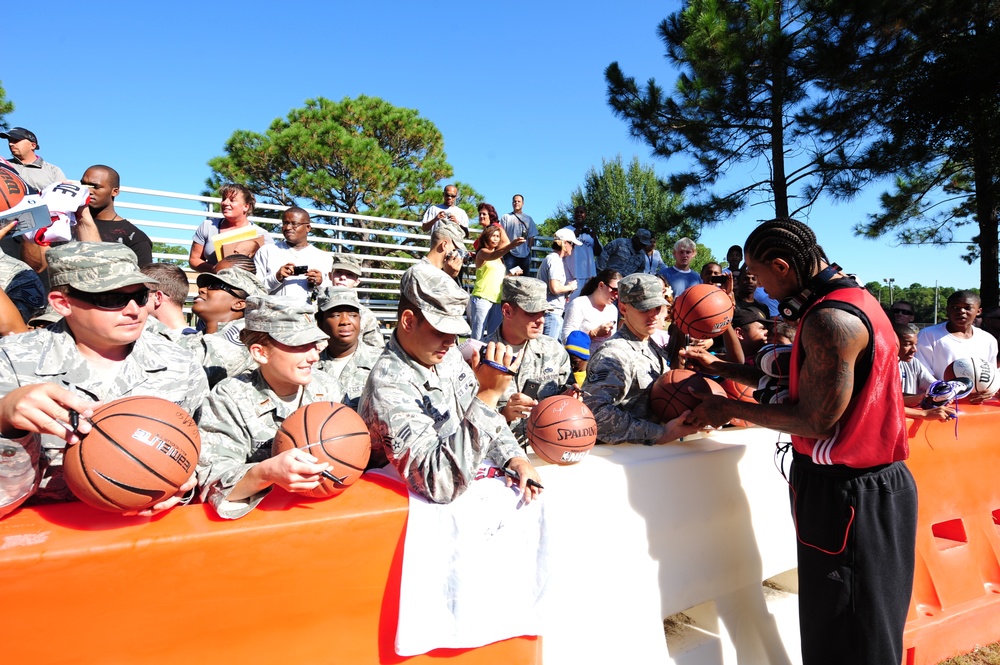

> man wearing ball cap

[
  {"left": 327, "top": 253, "right": 385, "bottom": 349},
  {"left": 360, "top": 263, "right": 542, "bottom": 504},
  {"left": 582, "top": 273, "right": 702, "bottom": 446},
  {"left": 197, "top": 295, "right": 342, "bottom": 519},
  {"left": 315, "top": 286, "right": 382, "bottom": 410},
  {"left": 0, "top": 242, "right": 208, "bottom": 519},
  {"left": 482, "top": 276, "right": 572, "bottom": 444},
  {"left": 1, "top": 127, "right": 66, "bottom": 192}
]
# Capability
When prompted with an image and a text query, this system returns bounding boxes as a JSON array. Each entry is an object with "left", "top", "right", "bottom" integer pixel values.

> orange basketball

[
  {"left": 526, "top": 395, "right": 597, "bottom": 465},
  {"left": 720, "top": 378, "right": 756, "bottom": 428},
  {"left": 63, "top": 396, "right": 201, "bottom": 513},
  {"left": 0, "top": 168, "right": 27, "bottom": 211},
  {"left": 672, "top": 283, "right": 735, "bottom": 339},
  {"left": 272, "top": 401, "right": 371, "bottom": 498},
  {"left": 649, "top": 369, "right": 726, "bottom": 422}
]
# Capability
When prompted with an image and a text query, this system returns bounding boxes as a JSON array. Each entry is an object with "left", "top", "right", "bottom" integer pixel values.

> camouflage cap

[
  {"left": 197, "top": 268, "right": 266, "bottom": 297},
  {"left": 618, "top": 273, "right": 668, "bottom": 311},
  {"left": 432, "top": 219, "right": 468, "bottom": 250},
  {"left": 244, "top": 296, "right": 329, "bottom": 346},
  {"left": 317, "top": 285, "right": 361, "bottom": 313},
  {"left": 47, "top": 242, "right": 159, "bottom": 293},
  {"left": 634, "top": 228, "right": 654, "bottom": 247},
  {"left": 400, "top": 263, "right": 471, "bottom": 335},
  {"left": 330, "top": 253, "right": 363, "bottom": 277},
  {"left": 27, "top": 303, "right": 62, "bottom": 328},
  {"left": 501, "top": 276, "right": 551, "bottom": 313}
]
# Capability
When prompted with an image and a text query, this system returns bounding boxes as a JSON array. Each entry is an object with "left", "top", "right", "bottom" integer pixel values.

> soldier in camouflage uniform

[
  {"left": 359, "top": 262, "right": 542, "bottom": 504},
  {"left": 582, "top": 273, "right": 701, "bottom": 446},
  {"left": 315, "top": 286, "right": 383, "bottom": 410},
  {"left": 178, "top": 268, "right": 266, "bottom": 386},
  {"left": 0, "top": 242, "right": 208, "bottom": 518},
  {"left": 327, "top": 254, "right": 385, "bottom": 349},
  {"left": 482, "top": 276, "right": 572, "bottom": 442},
  {"left": 421, "top": 220, "right": 468, "bottom": 279},
  {"left": 0, "top": 251, "right": 45, "bottom": 323},
  {"left": 196, "top": 295, "right": 341, "bottom": 519},
  {"left": 597, "top": 228, "right": 654, "bottom": 276}
]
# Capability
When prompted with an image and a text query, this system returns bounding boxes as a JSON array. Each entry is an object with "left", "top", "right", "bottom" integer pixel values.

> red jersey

[{"left": 788, "top": 285, "right": 907, "bottom": 467}]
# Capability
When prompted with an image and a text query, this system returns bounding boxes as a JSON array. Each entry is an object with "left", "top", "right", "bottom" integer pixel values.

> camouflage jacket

[
  {"left": 359, "top": 333, "right": 524, "bottom": 504},
  {"left": 177, "top": 319, "right": 255, "bottom": 387},
  {"left": 315, "top": 342, "right": 384, "bottom": 411},
  {"left": 582, "top": 324, "right": 670, "bottom": 445},
  {"left": 0, "top": 322, "right": 208, "bottom": 515},
  {"left": 596, "top": 237, "right": 643, "bottom": 275},
  {"left": 359, "top": 304, "right": 386, "bottom": 349},
  {"left": 0, "top": 253, "right": 45, "bottom": 323},
  {"left": 196, "top": 367, "right": 343, "bottom": 519},
  {"left": 482, "top": 327, "right": 571, "bottom": 442}
]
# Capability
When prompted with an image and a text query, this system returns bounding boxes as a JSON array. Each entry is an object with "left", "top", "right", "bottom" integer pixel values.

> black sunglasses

[
  {"left": 204, "top": 281, "right": 246, "bottom": 298},
  {"left": 68, "top": 286, "right": 149, "bottom": 310},
  {"left": 890, "top": 308, "right": 913, "bottom": 315}
]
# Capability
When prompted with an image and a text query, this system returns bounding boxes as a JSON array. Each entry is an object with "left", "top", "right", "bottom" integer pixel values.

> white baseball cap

[{"left": 554, "top": 228, "right": 583, "bottom": 245}]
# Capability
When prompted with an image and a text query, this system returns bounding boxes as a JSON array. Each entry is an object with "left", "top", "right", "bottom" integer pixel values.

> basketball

[
  {"left": 672, "top": 283, "right": 735, "bottom": 339},
  {"left": 944, "top": 357, "right": 999, "bottom": 396},
  {"left": 720, "top": 378, "right": 755, "bottom": 427},
  {"left": 649, "top": 369, "right": 727, "bottom": 422},
  {"left": 63, "top": 396, "right": 201, "bottom": 513},
  {"left": 272, "top": 401, "right": 371, "bottom": 498},
  {"left": 0, "top": 168, "right": 27, "bottom": 212},
  {"left": 526, "top": 395, "right": 597, "bottom": 465}
]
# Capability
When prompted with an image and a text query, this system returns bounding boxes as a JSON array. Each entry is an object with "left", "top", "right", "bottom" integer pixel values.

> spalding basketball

[
  {"left": 272, "top": 401, "right": 371, "bottom": 498},
  {"left": 63, "top": 396, "right": 201, "bottom": 513},
  {"left": 0, "top": 168, "right": 27, "bottom": 212},
  {"left": 526, "top": 395, "right": 597, "bottom": 465},
  {"left": 672, "top": 283, "right": 735, "bottom": 339},
  {"left": 944, "top": 357, "right": 999, "bottom": 396},
  {"left": 649, "top": 369, "right": 727, "bottom": 423}
]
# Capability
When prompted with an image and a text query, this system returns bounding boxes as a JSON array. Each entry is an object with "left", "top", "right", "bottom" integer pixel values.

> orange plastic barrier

[
  {"left": 0, "top": 475, "right": 539, "bottom": 665},
  {"left": 903, "top": 404, "right": 1000, "bottom": 665}
]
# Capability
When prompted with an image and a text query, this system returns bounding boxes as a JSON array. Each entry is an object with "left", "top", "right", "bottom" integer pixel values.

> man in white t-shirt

[
  {"left": 537, "top": 229, "right": 580, "bottom": 338},
  {"left": 916, "top": 290, "right": 998, "bottom": 378},
  {"left": 420, "top": 184, "right": 470, "bottom": 236},
  {"left": 560, "top": 206, "right": 601, "bottom": 298},
  {"left": 253, "top": 207, "right": 332, "bottom": 302}
]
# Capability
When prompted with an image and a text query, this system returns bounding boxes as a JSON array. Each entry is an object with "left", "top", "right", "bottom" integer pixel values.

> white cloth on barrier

[{"left": 375, "top": 462, "right": 550, "bottom": 657}]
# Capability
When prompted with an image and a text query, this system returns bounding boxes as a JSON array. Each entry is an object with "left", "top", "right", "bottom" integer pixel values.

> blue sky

[{"left": 3, "top": 0, "right": 981, "bottom": 290}]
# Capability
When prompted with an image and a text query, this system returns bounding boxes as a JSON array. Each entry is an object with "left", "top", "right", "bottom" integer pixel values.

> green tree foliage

[
  {"left": 543, "top": 155, "right": 696, "bottom": 247},
  {"left": 802, "top": 0, "right": 1000, "bottom": 305},
  {"left": 206, "top": 95, "right": 481, "bottom": 220},
  {"left": 0, "top": 81, "right": 14, "bottom": 131},
  {"left": 865, "top": 281, "right": 962, "bottom": 324},
  {"left": 605, "top": 1, "right": 847, "bottom": 224}
]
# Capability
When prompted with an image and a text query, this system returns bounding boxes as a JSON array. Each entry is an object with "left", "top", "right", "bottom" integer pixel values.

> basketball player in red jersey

[{"left": 680, "top": 218, "right": 915, "bottom": 665}]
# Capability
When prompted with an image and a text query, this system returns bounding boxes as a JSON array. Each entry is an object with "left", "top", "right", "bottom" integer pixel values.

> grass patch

[{"left": 939, "top": 643, "right": 1000, "bottom": 664}]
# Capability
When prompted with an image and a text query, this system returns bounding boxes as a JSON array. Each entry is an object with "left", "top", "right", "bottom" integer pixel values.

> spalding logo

[{"left": 557, "top": 425, "right": 598, "bottom": 441}]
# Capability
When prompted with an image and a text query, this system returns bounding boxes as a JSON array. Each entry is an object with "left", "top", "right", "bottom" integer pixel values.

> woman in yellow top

[{"left": 469, "top": 204, "right": 524, "bottom": 340}]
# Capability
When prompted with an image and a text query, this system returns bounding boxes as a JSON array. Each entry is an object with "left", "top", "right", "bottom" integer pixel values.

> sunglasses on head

[{"left": 68, "top": 286, "right": 149, "bottom": 310}]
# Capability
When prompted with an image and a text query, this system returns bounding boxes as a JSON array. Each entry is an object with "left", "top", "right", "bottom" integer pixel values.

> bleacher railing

[{"left": 116, "top": 187, "right": 547, "bottom": 312}]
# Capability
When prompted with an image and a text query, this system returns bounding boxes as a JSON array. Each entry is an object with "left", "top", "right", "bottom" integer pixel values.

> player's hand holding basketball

[
  {"left": 504, "top": 457, "right": 543, "bottom": 503},
  {"left": 0, "top": 384, "right": 98, "bottom": 444},
  {"left": 678, "top": 343, "right": 719, "bottom": 372},
  {"left": 684, "top": 392, "right": 734, "bottom": 430}
]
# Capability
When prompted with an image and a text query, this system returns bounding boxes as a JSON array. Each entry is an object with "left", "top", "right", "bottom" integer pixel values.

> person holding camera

[
  {"left": 253, "top": 207, "right": 332, "bottom": 303},
  {"left": 561, "top": 206, "right": 602, "bottom": 298},
  {"left": 420, "top": 184, "right": 470, "bottom": 237}
]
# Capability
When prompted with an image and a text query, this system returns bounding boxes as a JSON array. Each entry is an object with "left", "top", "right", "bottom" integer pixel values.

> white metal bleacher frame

[{"left": 115, "top": 186, "right": 547, "bottom": 327}]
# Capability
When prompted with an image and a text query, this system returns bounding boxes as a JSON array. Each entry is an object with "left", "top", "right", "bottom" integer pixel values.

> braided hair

[{"left": 744, "top": 218, "right": 828, "bottom": 288}]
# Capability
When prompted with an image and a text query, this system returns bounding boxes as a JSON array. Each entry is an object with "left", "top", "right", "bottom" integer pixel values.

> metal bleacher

[{"left": 115, "top": 186, "right": 547, "bottom": 328}]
